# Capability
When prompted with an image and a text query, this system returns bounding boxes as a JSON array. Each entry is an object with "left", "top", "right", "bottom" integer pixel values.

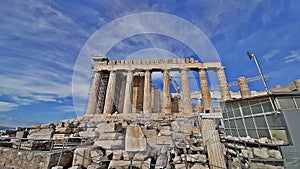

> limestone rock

[
  {"left": 186, "top": 154, "right": 206, "bottom": 163},
  {"left": 72, "top": 148, "right": 91, "bottom": 168},
  {"left": 253, "top": 148, "right": 269, "bottom": 159},
  {"left": 125, "top": 125, "right": 146, "bottom": 151},
  {"left": 87, "top": 164, "right": 106, "bottom": 169},
  {"left": 157, "top": 136, "right": 172, "bottom": 145},
  {"left": 95, "top": 123, "right": 115, "bottom": 132},
  {"left": 94, "top": 140, "right": 124, "bottom": 150},
  {"left": 90, "top": 149, "right": 104, "bottom": 163},
  {"left": 155, "top": 154, "right": 168, "bottom": 168},
  {"left": 28, "top": 128, "right": 54, "bottom": 139},
  {"left": 268, "top": 149, "right": 282, "bottom": 159},
  {"left": 190, "top": 163, "right": 209, "bottom": 169}
]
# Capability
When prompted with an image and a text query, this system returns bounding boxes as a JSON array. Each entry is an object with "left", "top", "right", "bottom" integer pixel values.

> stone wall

[{"left": 0, "top": 147, "right": 73, "bottom": 169}]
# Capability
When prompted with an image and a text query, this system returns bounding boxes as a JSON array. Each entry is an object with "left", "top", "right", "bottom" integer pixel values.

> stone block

[
  {"left": 186, "top": 154, "right": 206, "bottom": 162},
  {"left": 125, "top": 125, "right": 146, "bottom": 151},
  {"left": 16, "top": 131, "right": 28, "bottom": 138},
  {"left": 157, "top": 136, "right": 172, "bottom": 145},
  {"left": 87, "top": 164, "right": 106, "bottom": 169},
  {"left": 155, "top": 154, "right": 167, "bottom": 168},
  {"left": 90, "top": 149, "right": 104, "bottom": 163},
  {"left": 52, "top": 166, "right": 63, "bottom": 169},
  {"left": 268, "top": 149, "right": 282, "bottom": 159},
  {"left": 112, "top": 150, "right": 123, "bottom": 160},
  {"left": 253, "top": 148, "right": 269, "bottom": 159},
  {"left": 55, "top": 127, "right": 72, "bottom": 134},
  {"left": 79, "top": 131, "right": 99, "bottom": 138},
  {"left": 68, "top": 166, "right": 83, "bottom": 169},
  {"left": 147, "top": 137, "right": 157, "bottom": 147},
  {"left": 160, "top": 126, "right": 170, "bottom": 131},
  {"left": 190, "top": 163, "right": 209, "bottom": 169},
  {"left": 72, "top": 148, "right": 91, "bottom": 168},
  {"left": 98, "top": 132, "right": 120, "bottom": 140},
  {"left": 160, "top": 130, "right": 172, "bottom": 136},
  {"left": 94, "top": 140, "right": 124, "bottom": 150},
  {"left": 133, "top": 152, "right": 148, "bottom": 161},
  {"left": 28, "top": 128, "right": 54, "bottom": 139},
  {"left": 143, "top": 130, "right": 156, "bottom": 138},
  {"left": 53, "top": 134, "right": 70, "bottom": 139},
  {"left": 175, "top": 163, "right": 186, "bottom": 169},
  {"left": 96, "top": 123, "right": 115, "bottom": 132}
]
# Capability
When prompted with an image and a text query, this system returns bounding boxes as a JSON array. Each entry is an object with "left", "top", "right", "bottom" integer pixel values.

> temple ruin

[{"left": 85, "top": 55, "right": 231, "bottom": 116}]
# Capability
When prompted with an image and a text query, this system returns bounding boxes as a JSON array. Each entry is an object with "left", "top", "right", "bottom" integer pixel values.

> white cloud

[
  {"left": 263, "top": 49, "right": 279, "bottom": 61},
  {"left": 0, "top": 102, "right": 18, "bottom": 112},
  {"left": 284, "top": 50, "right": 300, "bottom": 63}
]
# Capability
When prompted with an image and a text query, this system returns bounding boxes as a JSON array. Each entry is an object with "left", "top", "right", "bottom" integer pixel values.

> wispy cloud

[
  {"left": 262, "top": 49, "right": 279, "bottom": 61},
  {"left": 0, "top": 102, "right": 18, "bottom": 112},
  {"left": 284, "top": 50, "right": 300, "bottom": 63}
]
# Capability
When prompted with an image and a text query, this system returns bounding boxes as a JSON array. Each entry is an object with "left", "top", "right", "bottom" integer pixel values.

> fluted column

[
  {"left": 162, "top": 69, "right": 171, "bottom": 114},
  {"left": 118, "top": 74, "right": 126, "bottom": 113},
  {"left": 123, "top": 70, "right": 133, "bottom": 114},
  {"left": 86, "top": 71, "right": 101, "bottom": 115},
  {"left": 217, "top": 67, "right": 231, "bottom": 101},
  {"left": 143, "top": 69, "right": 151, "bottom": 114},
  {"left": 199, "top": 68, "right": 212, "bottom": 112},
  {"left": 238, "top": 76, "right": 251, "bottom": 99},
  {"left": 180, "top": 68, "right": 193, "bottom": 114},
  {"left": 103, "top": 71, "right": 116, "bottom": 114}
]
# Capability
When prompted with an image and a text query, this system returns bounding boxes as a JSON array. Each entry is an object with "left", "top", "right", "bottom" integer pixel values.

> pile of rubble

[
  {"left": 224, "top": 135, "right": 285, "bottom": 169},
  {"left": 0, "top": 115, "right": 212, "bottom": 168}
]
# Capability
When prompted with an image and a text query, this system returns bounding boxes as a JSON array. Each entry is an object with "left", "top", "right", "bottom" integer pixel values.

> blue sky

[{"left": 0, "top": 0, "right": 299, "bottom": 127}]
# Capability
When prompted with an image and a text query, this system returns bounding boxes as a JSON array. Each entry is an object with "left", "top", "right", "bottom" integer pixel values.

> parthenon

[{"left": 85, "top": 55, "right": 231, "bottom": 116}]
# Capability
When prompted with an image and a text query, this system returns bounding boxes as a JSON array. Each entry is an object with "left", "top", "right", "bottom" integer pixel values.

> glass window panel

[
  {"left": 294, "top": 97, "right": 300, "bottom": 108},
  {"left": 225, "top": 130, "right": 232, "bottom": 136},
  {"left": 266, "top": 114, "right": 284, "bottom": 127},
  {"left": 244, "top": 117, "right": 255, "bottom": 128},
  {"left": 236, "top": 119, "right": 245, "bottom": 129},
  {"left": 224, "top": 120, "right": 230, "bottom": 128},
  {"left": 255, "top": 116, "right": 268, "bottom": 128},
  {"left": 223, "top": 113, "right": 228, "bottom": 119},
  {"left": 229, "top": 120, "right": 236, "bottom": 128},
  {"left": 227, "top": 111, "right": 234, "bottom": 118},
  {"left": 258, "top": 129, "right": 270, "bottom": 138},
  {"left": 234, "top": 109, "right": 241, "bottom": 117},
  {"left": 232, "top": 102, "right": 239, "bottom": 109},
  {"left": 242, "top": 106, "right": 251, "bottom": 116},
  {"left": 270, "top": 130, "right": 289, "bottom": 144},
  {"left": 225, "top": 103, "right": 232, "bottom": 111},
  {"left": 231, "top": 129, "right": 238, "bottom": 137},
  {"left": 277, "top": 97, "right": 296, "bottom": 109},
  {"left": 247, "top": 129, "right": 258, "bottom": 138},
  {"left": 238, "top": 129, "right": 247, "bottom": 137},
  {"left": 262, "top": 100, "right": 274, "bottom": 112},
  {"left": 240, "top": 101, "right": 249, "bottom": 107},
  {"left": 250, "top": 100, "right": 263, "bottom": 114}
]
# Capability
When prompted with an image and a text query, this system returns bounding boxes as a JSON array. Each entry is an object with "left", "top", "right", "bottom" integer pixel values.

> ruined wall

[
  {"left": 132, "top": 75, "right": 144, "bottom": 113},
  {"left": 0, "top": 147, "right": 73, "bottom": 169}
]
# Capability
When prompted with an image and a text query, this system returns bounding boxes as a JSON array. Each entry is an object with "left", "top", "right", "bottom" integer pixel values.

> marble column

[
  {"left": 180, "top": 68, "right": 193, "bottom": 114},
  {"left": 103, "top": 71, "right": 116, "bottom": 114},
  {"left": 86, "top": 71, "right": 101, "bottom": 115},
  {"left": 217, "top": 67, "right": 231, "bottom": 101},
  {"left": 238, "top": 76, "right": 251, "bottom": 99},
  {"left": 143, "top": 69, "right": 151, "bottom": 114},
  {"left": 162, "top": 69, "right": 171, "bottom": 114},
  {"left": 118, "top": 74, "right": 126, "bottom": 113},
  {"left": 123, "top": 70, "right": 133, "bottom": 114},
  {"left": 199, "top": 68, "right": 212, "bottom": 112}
]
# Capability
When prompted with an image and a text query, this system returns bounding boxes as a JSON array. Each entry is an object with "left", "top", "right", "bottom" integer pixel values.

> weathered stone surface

[
  {"left": 125, "top": 125, "right": 146, "bottom": 151},
  {"left": 72, "top": 148, "right": 91, "bottom": 168},
  {"left": 186, "top": 154, "right": 206, "bottom": 162},
  {"left": 157, "top": 136, "right": 173, "bottom": 145},
  {"left": 143, "top": 130, "right": 156, "bottom": 138},
  {"left": 109, "top": 158, "right": 151, "bottom": 169},
  {"left": 95, "top": 123, "right": 116, "bottom": 132},
  {"left": 68, "top": 166, "right": 83, "bottom": 169},
  {"left": 55, "top": 127, "right": 72, "bottom": 134},
  {"left": 190, "top": 163, "right": 209, "bottom": 169},
  {"left": 112, "top": 150, "right": 123, "bottom": 160},
  {"left": 133, "top": 152, "right": 148, "bottom": 161},
  {"left": 94, "top": 140, "right": 124, "bottom": 150},
  {"left": 241, "top": 148, "right": 253, "bottom": 158},
  {"left": 175, "top": 163, "right": 186, "bottom": 169},
  {"left": 53, "top": 134, "right": 70, "bottom": 139},
  {"left": 90, "top": 149, "right": 104, "bottom": 163},
  {"left": 79, "top": 131, "right": 99, "bottom": 138},
  {"left": 155, "top": 154, "right": 168, "bottom": 168},
  {"left": 268, "top": 149, "right": 282, "bottom": 159},
  {"left": 52, "top": 166, "right": 63, "bottom": 169},
  {"left": 251, "top": 163, "right": 284, "bottom": 169},
  {"left": 253, "top": 148, "right": 269, "bottom": 159},
  {"left": 87, "top": 164, "right": 106, "bottom": 169},
  {"left": 28, "top": 128, "right": 54, "bottom": 139},
  {"left": 98, "top": 132, "right": 121, "bottom": 140}
]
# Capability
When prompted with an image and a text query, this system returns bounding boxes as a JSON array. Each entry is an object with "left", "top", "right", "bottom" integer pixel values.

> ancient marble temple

[{"left": 85, "top": 55, "right": 231, "bottom": 116}]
